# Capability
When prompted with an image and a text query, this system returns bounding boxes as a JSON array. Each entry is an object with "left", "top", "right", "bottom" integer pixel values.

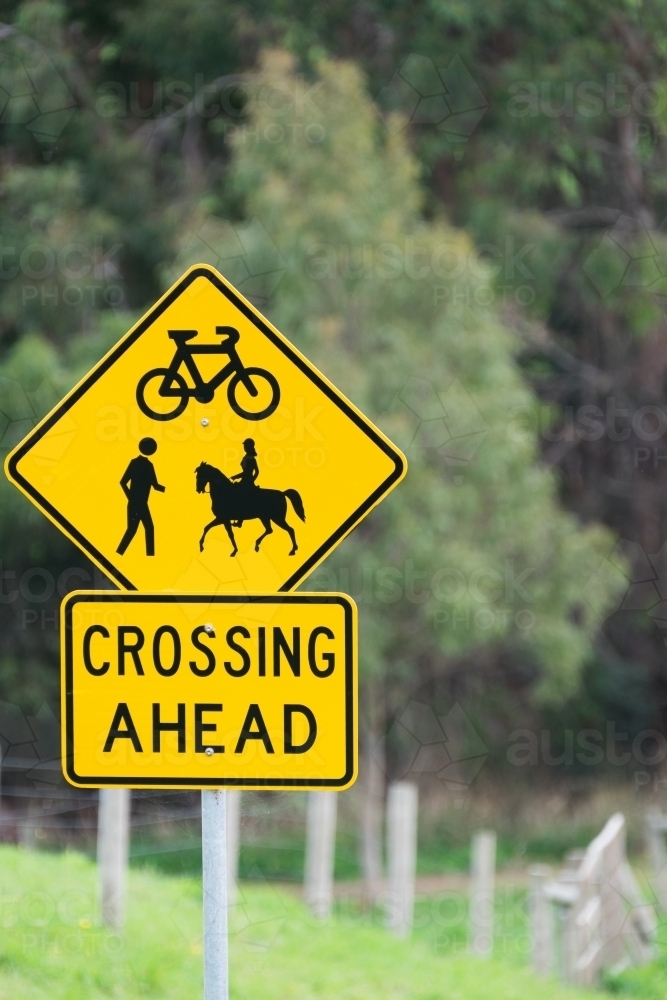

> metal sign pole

[
  {"left": 202, "top": 790, "right": 228, "bottom": 1000},
  {"left": 98, "top": 788, "right": 130, "bottom": 928}
]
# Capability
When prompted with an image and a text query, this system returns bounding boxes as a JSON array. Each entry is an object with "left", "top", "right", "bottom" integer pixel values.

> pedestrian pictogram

[
  {"left": 4, "top": 264, "right": 406, "bottom": 593},
  {"left": 117, "top": 437, "right": 166, "bottom": 557},
  {"left": 62, "top": 591, "right": 357, "bottom": 790}
]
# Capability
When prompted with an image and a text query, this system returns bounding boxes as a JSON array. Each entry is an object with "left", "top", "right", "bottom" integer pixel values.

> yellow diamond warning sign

[
  {"left": 5, "top": 264, "right": 406, "bottom": 593},
  {"left": 62, "top": 591, "right": 357, "bottom": 790}
]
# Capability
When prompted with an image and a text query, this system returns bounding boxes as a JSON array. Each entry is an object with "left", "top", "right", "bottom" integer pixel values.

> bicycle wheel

[
  {"left": 136, "top": 368, "right": 189, "bottom": 421},
  {"left": 228, "top": 368, "right": 280, "bottom": 421}
]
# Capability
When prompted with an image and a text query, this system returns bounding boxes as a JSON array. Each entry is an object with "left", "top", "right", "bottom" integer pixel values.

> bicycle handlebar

[{"left": 215, "top": 326, "right": 240, "bottom": 343}]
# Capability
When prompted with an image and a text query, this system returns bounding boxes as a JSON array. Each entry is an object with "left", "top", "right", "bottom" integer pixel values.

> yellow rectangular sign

[{"left": 62, "top": 592, "right": 357, "bottom": 790}]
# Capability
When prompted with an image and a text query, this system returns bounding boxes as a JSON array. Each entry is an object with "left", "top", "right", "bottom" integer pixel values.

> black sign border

[
  {"left": 63, "top": 592, "right": 356, "bottom": 789},
  {"left": 7, "top": 266, "right": 405, "bottom": 592}
]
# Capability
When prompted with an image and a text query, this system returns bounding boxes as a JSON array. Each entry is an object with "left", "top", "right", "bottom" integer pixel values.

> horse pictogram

[
  {"left": 136, "top": 326, "right": 280, "bottom": 422},
  {"left": 195, "top": 460, "right": 305, "bottom": 557}
]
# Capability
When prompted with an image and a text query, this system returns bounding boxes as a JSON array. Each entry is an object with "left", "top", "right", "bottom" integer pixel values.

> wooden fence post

[
  {"left": 542, "top": 813, "right": 657, "bottom": 987},
  {"left": 226, "top": 791, "right": 241, "bottom": 908},
  {"left": 468, "top": 830, "right": 496, "bottom": 958},
  {"left": 646, "top": 809, "right": 667, "bottom": 912},
  {"left": 97, "top": 788, "right": 130, "bottom": 929},
  {"left": 555, "top": 813, "right": 624, "bottom": 985},
  {"left": 385, "top": 781, "right": 418, "bottom": 938},
  {"left": 304, "top": 792, "right": 337, "bottom": 920},
  {"left": 529, "top": 864, "right": 553, "bottom": 975},
  {"left": 598, "top": 812, "right": 626, "bottom": 970},
  {"left": 360, "top": 729, "right": 385, "bottom": 905},
  {"left": 615, "top": 859, "right": 658, "bottom": 964},
  {"left": 18, "top": 798, "right": 38, "bottom": 850},
  {"left": 545, "top": 876, "right": 580, "bottom": 981}
]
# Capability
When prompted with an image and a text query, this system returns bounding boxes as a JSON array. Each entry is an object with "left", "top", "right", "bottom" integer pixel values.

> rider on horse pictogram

[
  {"left": 230, "top": 438, "right": 259, "bottom": 525},
  {"left": 195, "top": 439, "right": 305, "bottom": 557}
]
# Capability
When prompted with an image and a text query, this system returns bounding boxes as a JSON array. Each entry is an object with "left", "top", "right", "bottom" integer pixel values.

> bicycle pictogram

[{"left": 136, "top": 326, "right": 280, "bottom": 422}]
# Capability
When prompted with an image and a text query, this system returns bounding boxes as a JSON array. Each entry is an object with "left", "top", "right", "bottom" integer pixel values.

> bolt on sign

[
  {"left": 5, "top": 264, "right": 406, "bottom": 594},
  {"left": 62, "top": 592, "right": 357, "bottom": 790}
]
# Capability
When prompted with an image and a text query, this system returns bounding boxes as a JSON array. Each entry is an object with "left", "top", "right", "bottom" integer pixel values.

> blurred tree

[
  {"left": 149, "top": 0, "right": 667, "bottom": 779},
  {"left": 220, "top": 51, "right": 624, "bottom": 886},
  {"left": 0, "top": 0, "right": 657, "bottom": 822},
  {"left": 38, "top": 0, "right": 667, "bottom": 720}
]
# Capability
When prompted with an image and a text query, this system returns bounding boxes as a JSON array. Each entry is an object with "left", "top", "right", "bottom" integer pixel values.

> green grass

[
  {"left": 604, "top": 937, "right": 667, "bottom": 999},
  {"left": 0, "top": 845, "right": 662, "bottom": 999}
]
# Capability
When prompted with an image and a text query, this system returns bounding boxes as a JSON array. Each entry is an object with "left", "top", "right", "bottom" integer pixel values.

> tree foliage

[
  {"left": 222, "top": 52, "right": 623, "bottom": 705},
  {"left": 0, "top": 0, "right": 653, "bottom": 738}
]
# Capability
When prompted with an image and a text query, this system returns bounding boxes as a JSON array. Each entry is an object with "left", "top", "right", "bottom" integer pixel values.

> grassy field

[{"left": 0, "top": 846, "right": 662, "bottom": 999}]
